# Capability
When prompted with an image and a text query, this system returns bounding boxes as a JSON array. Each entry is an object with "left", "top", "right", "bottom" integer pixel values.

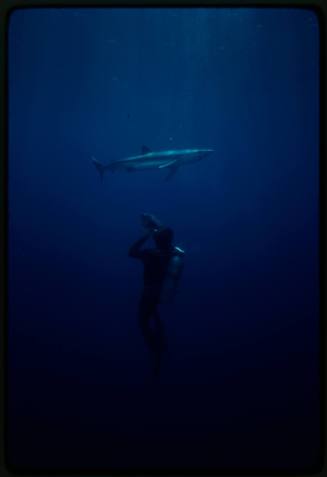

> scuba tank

[{"left": 160, "top": 246, "right": 185, "bottom": 304}]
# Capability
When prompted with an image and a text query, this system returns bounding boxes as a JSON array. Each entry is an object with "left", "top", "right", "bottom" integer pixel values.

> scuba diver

[{"left": 128, "top": 213, "right": 185, "bottom": 377}]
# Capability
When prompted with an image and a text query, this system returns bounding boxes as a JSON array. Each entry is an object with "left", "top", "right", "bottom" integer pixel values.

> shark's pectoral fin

[
  {"left": 165, "top": 165, "right": 179, "bottom": 181},
  {"left": 159, "top": 160, "right": 179, "bottom": 180},
  {"left": 159, "top": 160, "right": 176, "bottom": 169},
  {"left": 92, "top": 156, "right": 108, "bottom": 181}
]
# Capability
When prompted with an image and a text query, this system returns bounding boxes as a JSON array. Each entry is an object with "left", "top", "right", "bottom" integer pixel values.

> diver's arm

[{"left": 128, "top": 232, "right": 152, "bottom": 258}]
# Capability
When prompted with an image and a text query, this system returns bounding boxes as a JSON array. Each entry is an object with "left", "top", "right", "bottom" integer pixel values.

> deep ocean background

[{"left": 7, "top": 7, "right": 321, "bottom": 471}]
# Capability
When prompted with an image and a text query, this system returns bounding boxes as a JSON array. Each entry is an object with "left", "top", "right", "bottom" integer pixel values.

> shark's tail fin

[{"left": 91, "top": 156, "right": 108, "bottom": 181}]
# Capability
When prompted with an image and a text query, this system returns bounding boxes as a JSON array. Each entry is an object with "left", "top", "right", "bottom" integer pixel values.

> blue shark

[{"left": 92, "top": 145, "right": 214, "bottom": 181}]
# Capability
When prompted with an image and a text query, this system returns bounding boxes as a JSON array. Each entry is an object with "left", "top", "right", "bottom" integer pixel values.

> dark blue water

[{"left": 8, "top": 7, "right": 321, "bottom": 471}]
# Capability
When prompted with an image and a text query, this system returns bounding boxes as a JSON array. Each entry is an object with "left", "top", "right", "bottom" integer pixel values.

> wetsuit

[{"left": 129, "top": 234, "right": 172, "bottom": 367}]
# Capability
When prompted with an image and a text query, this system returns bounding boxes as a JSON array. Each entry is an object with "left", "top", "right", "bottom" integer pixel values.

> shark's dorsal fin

[{"left": 142, "top": 145, "right": 151, "bottom": 154}]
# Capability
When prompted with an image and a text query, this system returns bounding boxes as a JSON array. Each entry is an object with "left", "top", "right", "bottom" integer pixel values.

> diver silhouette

[{"left": 129, "top": 213, "right": 184, "bottom": 377}]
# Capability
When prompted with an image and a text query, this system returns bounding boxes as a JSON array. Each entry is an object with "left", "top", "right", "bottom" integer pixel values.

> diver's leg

[
  {"left": 138, "top": 297, "right": 164, "bottom": 377},
  {"left": 138, "top": 297, "right": 158, "bottom": 352},
  {"left": 153, "top": 309, "right": 166, "bottom": 352},
  {"left": 152, "top": 307, "right": 166, "bottom": 377}
]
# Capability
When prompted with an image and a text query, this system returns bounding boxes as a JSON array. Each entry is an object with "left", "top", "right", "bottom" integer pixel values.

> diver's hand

[{"left": 141, "top": 213, "right": 162, "bottom": 231}]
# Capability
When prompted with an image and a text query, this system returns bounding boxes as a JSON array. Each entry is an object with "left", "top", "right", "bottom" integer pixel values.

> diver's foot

[
  {"left": 160, "top": 341, "right": 167, "bottom": 353},
  {"left": 153, "top": 354, "right": 161, "bottom": 378},
  {"left": 153, "top": 365, "right": 160, "bottom": 378},
  {"left": 156, "top": 336, "right": 167, "bottom": 353}
]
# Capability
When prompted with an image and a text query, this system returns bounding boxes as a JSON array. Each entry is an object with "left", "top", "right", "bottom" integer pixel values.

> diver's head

[{"left": 153, "top": 227, "right": 174, "bottom": 251}]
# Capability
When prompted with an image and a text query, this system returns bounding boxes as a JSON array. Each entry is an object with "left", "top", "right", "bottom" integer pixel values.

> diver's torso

[{"left": 142, "top": 249, "right": 172, "bottom": 288}]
